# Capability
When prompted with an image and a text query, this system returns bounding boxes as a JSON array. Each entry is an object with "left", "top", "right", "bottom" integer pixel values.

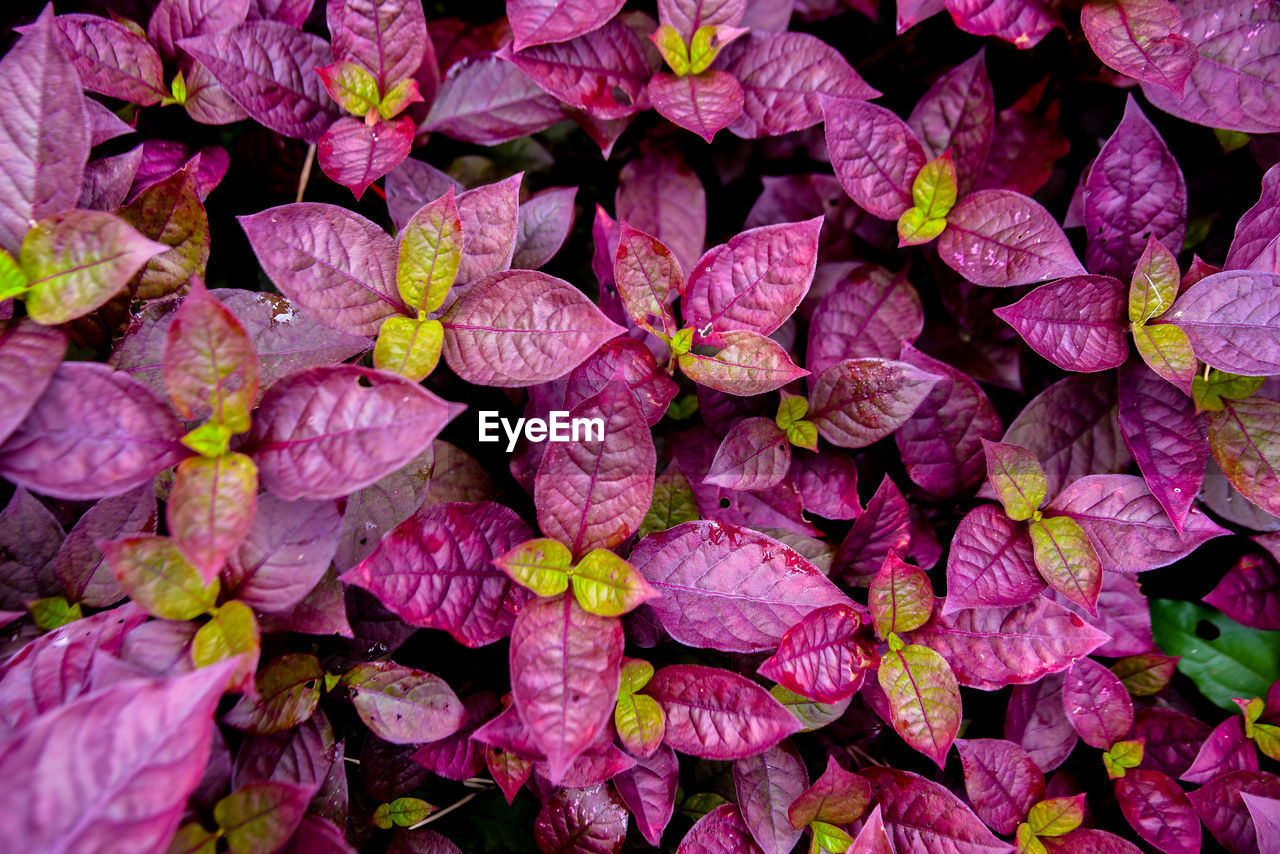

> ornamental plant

[{"left": 4, "top": 0, "right": 1280, "bottom": 852}]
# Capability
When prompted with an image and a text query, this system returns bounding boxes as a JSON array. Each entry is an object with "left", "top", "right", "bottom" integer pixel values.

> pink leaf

[
  {"left": 648, "top": 70, "right": 745, "bottom": 143},
  {"left": 644, "top": 664, "right": 801, "bottom": 759},
  {"left": 938, "top": 189, "right": 1085, "bottom": 287},
  {"left": 824, "top": 98, "right": 926, "bottom": 220}
]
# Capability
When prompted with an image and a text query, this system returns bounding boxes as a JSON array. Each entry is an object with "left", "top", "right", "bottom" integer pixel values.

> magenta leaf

[
  {"left": 509, "top": 594, "right": 622, "bottom": 783},
  {"left": 938, "top": 189, "right": 1085, "bottom": 286},
  {"left": 862, "top": 767, "right": 1012, "bottom": 853},
  {"left": 717, "top": 31, "right": 879, "bottom": 138},
  {"left": 239, "top": 203, "right": 402, "bottom": 337},
  {"left": 326, "top": 0, "right": 426, "bottom": 93},
  {"left": 385, "top": 158, "right": 463, "bottom": 233},
  {"left": 614, "top": 746, "right": 678, "bottom": 846},
  {"left": 1204, "top": 544, "right": 1280, "bottom": 631},
  {"left": 995, "top": 276, "right": 1128, "bottom": 372},
  {"left": 1005, "top": 674, "right": 1078, "bottom": 772},
  {"left": 1062, "top": 657, "right": 1134, "bottom": 749},
  {"left": 648, "top": 70, "right": 745, "bottom": 143},
  {"left": 565, "top": 338, "right": 679, "bottom": 427},
  {"left": 343, "top": 661, "right": 464, "bottom": 745},
  {"left": 677, "top": 803, "right": 763, "bottom": 854},
  {"left": 440, "top": 269, "right": 623, "bottom": 387},
  {"left": 509, "top": 0, "right": 625, "bottom": 51},
  {"left": 791, "top": 451, "right": 862, "bottom": 520},
  {"left": 788, "top": 756, "right": 871, "bottom": 828},
  {"left": 225, "top": 494, "right": 342, "bottom": 615},
  {"left": 1053, "top": 571, "right": 1154, "bottom": 658},
  {"left": 0, "top": 319, "right": 64, "bottom": 448},
  {"left": 0, "top": 664, "right": 230, "bottom": 853},
  {"left": 54, "top": 486, "right": 154, "bottom": 608},
  {"left": 757, "top": 604, "right": 872, "bottom": 703},
  {"left": 705, "top": 417, "right": 790, "bottom": 492},
  {"left": 678, "top": 330, "right": 808, "bottom": 396},
  {"left": 1134, "top": 708, "right": 1211, "bottom": 778},
  {"left": 1081, "top": 0, "right": 1198, "bottom": 94},
  {"left": 1084, "top": 96, "right": 1186, "bottom": 278},
  {"left": 535, "top": 382, "right": 655, "bottom": 558},
  {"left": 1190, "top": 770, "right": 1280, "bottom": 854},
  {"left": 453, "top": 173, "right": 523, "bottom": 288},
  {"left": 1114, "top": 770, "right": 1201, "bottom": 854},
  {"left": 0, "top": 362, "right": 185, "bottom": 500},
  {"left": 533, "top": 784, "right": 629, "bottom": 854},
  {"left": 616, "top": 148, "right": 706, "bottom": 277},
  {"left": 907, "top": 49, "right": 994, "bottom": 192},
  {"left": 614, "top": 222, "right": 681, "bottom": 338},
  {"left": 806, "top": 265, "right": 924, "bottom": 377},
  {"left": 1182, "top": 717, "right": 1257, "bottom": 784},
  {"left": 1228, "top": 163, "right": 1280, "bottom": 273},
  {"left": 250, "top": 365, "right": 455, "bottom": 500},
  {"left": 316, "top": 116, "right": 414, "bottom": 199},
  {"left": 956, "top": 738, "right": 1046, "bottom": 835},
  {"left": 733, "top": 741, "right": 808, "bottom": 854},
  {"left": 942, "top": 0, "right": 1059, "bottom": 47},
  {"left": 423, "top": 55, "right": 567, "bottom": 146},
  {"left": 1170, "top": 270, "right": 1280, "bottom": 376},
  {"left": 631, "top": 520, "right": 854, "bottom": 653},
  {"left": 824, "top": 98, "right": 927, "bottom": 220},
  {"left": 1243, "top": 793, "right": 1280, "bottom": 854},
  {"left": 1047, "top": 474, "right": 1228, "bottom": 572},
  {"left": 683, "top": 217, "right": 822, "bottom": 344},
  {"left": 513, "top": 186, "right": 576, "bottom": 270},
  {"left": 807, "top": 358, "right": 941, "bottom": 449},
  {"left": 910, "top": 597, "right": 1110, "bottom": 690},
  {"left": 147, "top": 0, "right": 251, "bottom": 60},
  {"left": 833, "top": 475, "right": 912, "bottom": 584},
  {"left": 659, "top": 0, "right": 747, "bottom": 39},
  {"left": 644, "top": 664, "right": 800, "bottom": 759},
  {"left": 507, "top": 21, "right": 655, "bottom": 121},
  {"left": 943, "top": 504, "right": 1043, "bottom": 613},
  {"left": 180, "top": 22, "right": 339, "bottom": 143},
  {"left": 0, "top": 7, "right": 90, "bottom": 255},
  {"left": 49, "top": 14, "right": 169, "bottom": 105}
]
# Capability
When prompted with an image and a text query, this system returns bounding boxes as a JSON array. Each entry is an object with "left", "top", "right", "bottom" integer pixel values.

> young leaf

[
  {"left": 326, "top": 0, "right": 426, "bottom": 94},
  {"left": 678, "top": 330, "right": 808, "bottom": 396},
  {"left": 649, "top": 70, "right": 745, "bottom": 143},
  {"left": 1029, "top": 515, "right": 1103, "bottom": 614},
  {"left": 995, "top": 276, "right": 1129, "bottom": 372},
  {"left": 192, "top": 600, "right": 261, "bottom": 691},
  {"left": 168, "top": 453, "right": 258, "bottom": 583},
  {"left": 869, "top": 553, "right": 934, "bottom": 637},
  {"left": 877, "top": 642, "right": 961, "bottom": 767},
  {"left": 316, "top": 61, "right": 381, "bottom": 116},
  {"left": 688, "top": 24, "right": 746, "bottom": 74},
  {"left": 651, "top": 23, "right": 691, "bottom": 75},
  {"left": 898, "top": 152, "right": 958, "bottom": 246},
  {"left": 1081, "top": 0, "right": 1198, "bottom": 95},
  {"left": 343, "top": 662, "right": 465, "bottom": 745},
  {"left": 1170, "top": 270, "right": 1280, "bottom": 376},
  {"left": 372, "top": 316, "right": 443, "bottom": 382},
  {"left": 823, "top": 99, "right": 927, "bottom": 220},
  {"left": 371, "top": 797, "right": 434, "bottom": 830},
  {"left": 494, "top": 538, "right": 573, "bottom": 598},
  {"left": 570, "top": 549, "right": 658, "bottom": 617},
  {"left": 757, "top": 604, "right": 872, "bottom": 703},
  {"left": 807, "top": 358, "right": 940, "bottom": 449},
  {"left": 223, "top": 653, "right": 325, "bottom": 735},
  {"left": 616, "top": 659, "right": 666, "bottom": 757},
  {"left": 102, "top": 535, "right": 219, "bottom": 620},
  {"left": 1027, "top": 795, "right": 1086, "bottom": 837},
  {"left": 734, "top": 741, "right": 809, "bottom": 854},
  {"left": 788, "top": 756, "right": 871, "bottom": 829},
  {"left": 983, "top": 440, "right": 1048, "bottom": 521},
  {"left": 937, "top": 189, "right": 1085, "bottom": 286},
  {"left": 644, "top": 664, "right": 801, "bottom": 759},
  {"left": 614, "top": 223, "right": 681, "bottom": 338},
  {"left": 956, "top": 739, "right": 1045, "bottom": 835},
  {"left": 214, "top": 781, "right": 310, "bottom": 854}
]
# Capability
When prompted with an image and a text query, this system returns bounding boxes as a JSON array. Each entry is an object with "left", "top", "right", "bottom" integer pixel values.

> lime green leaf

[
  {"left": 1102, "top": 738, "right": 1144, "bottom": 779},
  {"left": 371, "top": 797, "right": 434, "bottom": 829},
  {"left": 1129, "top": 238, "right": 1180, "bottom": 324},
  {"left": 669, "top": 327, "right": 695, "bottom": 357},
  {"left": 640, "top": 467, "right": 700, "bottom": 536},
  {"left": 318, "top": 61, "right": 381, "bottom": 117},
  {"left": 615, "top": 689, "right": 665, "bottom": 757},
  {"left": 897, "top": 206, "right": 948, "bottom": 246},
  {"left": 101, "top": 536, "right": 220, "bottom": 620},
  {"left": 1215, "top": 128, "right": 1251, "bottom": 153},
  {"left": 1151, "top": 598, "right": 1280, "bottom": 709},
  {"left": 0, "top": 248, "right": 28, "bottom": 300},
  {"left": 373, "top": 316, "right": 443, "bottom": 382},
  {"left": 181, "top": 420, "right": 234, "bottom": 458},
  {"left": 651, "top": 24, "right": 690, "bottom": 76},
  {"left": 869, "top": 552, "right": 934, "bottom": 637},
  {"left": 982, "top": 440, "right": 1047, "bottom": 521},
  {"left": 192, "top": 600, "right": 261, "bottom": 690},
  {"left": 809, "top": 820, "right": 854, "bottom": 854},
  {"left": 1026, "top": 795, "right": 1085, "bottom": 836},
  {"left": 787, "top": 421, "right": 819, "bottom": 451},
  {"left": 570, "top": 549, "right": 656, "bottom": 616},
  {"left": 1029, "top": 516, "right": 1102, "bottom": 613},
  {"left": 1134, "top": 322, "right": 1197, "bottom": 393},
  {"left": 493, "top": 538, "right": 572, "bottom": 597},
  {"left": 1016, "top": 824, "right": 1048, "bottom": 854},
  {"left": 1192, "top": 368, "right": 1264, "bottom": 412},
  {"left": 378, "top": 78, "right": 423, "bottom": 120},
  {"left": 1252, "top": 722, "right": 1280, "bottom": 760},
  {"left": 898, "top": 152, "right": 958, "bottom": 246},
  {"left": 776, "top": 395, "right": 810, "bottom": 430},
  {"left": 397, "top": 188, "right": 463, "bottom": 314},
  {"left": 27, "top": 595, "right": 81, "bottom": 630},
  {"left": 169, "top": 70, "right": 187, "bottom": 106},
  {"left": 689, "top": 24, "right": 745, "bottom": 74}
]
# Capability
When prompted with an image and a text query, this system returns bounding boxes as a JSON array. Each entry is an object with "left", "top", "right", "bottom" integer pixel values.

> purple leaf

[
  {"left": 956, "top": 738, "right": 1046, "bottom": 835},
  {"left": 788, "top": 756, "right": 871, "bottom": 828},
  {"left": 232, "top": 708, "right": 337, "bottom": 792},
  {"left": 510, "top": 595, "right": 622, "bottom": 783},
  {"left": 678, "top": 330, "right": 808, "bottom": 396},
  {"left": 513, "top": 186, "right": 576, "bottom": 269},
  {"left": 1134, "top": 708, "right": 1211, "bottom": 778},
  {"left": 614, "top": 745, "right": 678, "bottom": 846},
  {"left": 535, "top": 382, "right": 655, "bottom": 558},
  {"left": 1243, "top": 794, "right": 1280, "bottom": 854},
  {"left": 909, "top": 598, "right": 1110, "bottom": 691},
  {"left": 1189, "top": 770, "right": 1280, "bottom": 854},
  {"left": 907, "top": 49, "right": 994, "bottom": 192},
  {"left": 1182, "top": 717, "right": 1258, "bottom": 784},
  {"left": 1005, "top": 674, "right": 1078, "bottom": 772},
  {"left": 995, "top": 276, "right": 1128, "bottom": 372},
  {"left": 248, "top": 0, "right": 314, "bottom": 26},
  {"left": 1114, "top": 769, "right": 1202, "bottom": 854},
  {"left": 148, "top": 0, "right": 251, "bottom": 60},
  {"left": 1206, "top": 397, "right": 1280, "bottom": 518},
  {"left": 341, "top": 501, "right": 532, "bottom": 647},
  {"left": 1047, "top": 474, "right": 1227, "bottom": 572},
  {"left": 423, "top": 55, "right": 567, "bottom": 146},
  {"left": 0, "top": 362, "right": 185, "bottom": 501},
  {"left": 534, "top": 784, "right": 629, "bottom": 854},
  {"left": 440, "top": 269, "right": 623, "bottom": 387},
  {"left": 250, "top": 365, "right": 456, "bottom": 500},
  {"left": 630, "top": 520, "right": 854, "bottom": 653},
  {"left": 1142, "top": 0, "right": 1280, "bottom": 134},
  {"left": 1043, "top": 829, "right": 1142, "bottom": 854},
  {"left": 184, "top": 60, "right": 253, "bottom": 125},
  {"left": 507, "top": 21, "right": 655, "bottom": 121},
  {"left": 807, "top": 265, "right": 924, "bottom": 376},
  {"left": 1204, "top": 545, "right": 1280, "bottom": 631},
  {"left": 705, "top": 417, "right": 790, "bottom": 492},
  {"left": 326, "top": 0, "right": 426, "bottom": 92},
  {"left": 239, "top": 203, "right": 402, "bottom": 337},
  {"left": 80, "top": 148, "right": 145, "bottom": 212},
  {"left": 0, "top": 7, "right": 90, "bottom": 255},
  {"left": 943, "top": 504, "right": 1043, "bottom": 613},
  {"left": 316, "top": 116, "right": 414, "bottom": 199},
  {"left": 1081, "top": 0, "right": 1198, "bottom": 95},
  {"left": 791, "top": 451, "right": 861, "bottom": 520},
  {"left": 1052, "top": 570, "right": 1154, "bottom": 658},
  {"left": 1084, "top": 96, "right": 1187, "bottom": 278},
  {"left": 0, "top": 319, "right": 64, "bottom": 448},
  {"left": 117, "top": 162, "right": 212, "bottom": 302},
  {"left": 824, "top": 98, "right": 927, "bottom": 220},
  {"left": 683, "top": 217, "right": 822, "bottom": 344},
  {"left": 564, "top": 338, "right": 679, "bottom": 426},
  {"left": 0, "top": 664, "right": 230, "bottom": 854},
  {"left": 678, "top": 804, "right": 764, "bottom": 854},
  {"left": 450, "top": 173, "right": 524, "bottom": 289},
  {"left": 1169, "top": 270, "right": 1280, "bottom": 376},
  {"left": 942, "top": 0, "right": 1058, "bottom": 48},
  {"left": 164, "top": 280, "right": 258, "bottom": 427},
  {"left": 807, "top": 358, "right": 941, "bottom": 449},
  {"left": 896, "top": 344, "right": 1002, "bottom": 498},
  {"left": 1062, "top": 657, "right": 1134, "bottom": 749},
  {"left": 412, "top": 692, "right": 499, "bottom": 781},
  {"left": 343, "top": 661, "right": 464, "bottom": 745},
  {"left": 717, "top": 31, "right": 879, "bottom": 138},
  {"left": 734, "top": 741, "right": 809, "bottom": 854},
  {"left": 648, "top": 70, "right": 745, "bottom": 143},
  {"left": 55, "top": 486, "right": 154, "bottom": 608},
  {"left": 757, "top": 604, "right": 872, "bottom": 703},
  {"left": 644, "top": 664, "right": 800, "bottom": 759},
  {"left": 385, "top": 158, "right": 463, "bottom": 232},
  {"left": 180, "top": 22, "right": 338, "bottom": 143},
  {"left": 0, "top": 487, "right": 62, "bottom": 609},
  {"left": 616, "top": 148, "right": 706, "bottom": 278},
  {"left": 659, "top": 0, "right": 747, "bottom": 39},
  {"left": 833, "top": 475, "right": 911, "bottom": 584},
  {"left": 509, "top": 0, "right": 626, "bottom": 51},
  {"left": 1118, "top": 361, "right": 1207, "bottom": 530},
  {"left": 1228, "top": 163, "right": 1280, "bottom": 273},
  {"left": 938, "top": 189, "right": 1085, "bottom": 286},
  {"left": 862, "top": 767, "right": 1013, "bottom": 854},
  {"left": 49, "top": 14, "right": 168, "bottom": 105},
  {"left": 226, "top": 495, "right": 342, "bottom": 614},
  {"left": 85, "top": 98, "right": 136, "bottom": 146}
]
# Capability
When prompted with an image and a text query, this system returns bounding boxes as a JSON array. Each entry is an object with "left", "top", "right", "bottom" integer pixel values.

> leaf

[
  {"left": 659, "top": 0, "right": 747, "bottom": 40},
  {"left": 373, "top": 316, "right": 443, "bottom": 382},
  {"left": 1029, "top": 516, "right": 1103, "bottom": 614},
  {"left": 49, "top": 14, "right": 168, "bottom": 105},
  {"left": 0, "top": 487, "right": 62, "bottom": 610},
  {"left": 1204, "top": 546, "right": 1280, "bottom": 631},
  {"left": 862, "top": 767, "right": 1012, "bottom": 853},
  {"left": 395, "top": 188, "right": 466, "bottom": 313},
  {"left": 0, "top": 362, "right": 185, "bottom": 500},
  {"left": 678, "top": 804, "right": 765, "bottom": 854},
  {"left": 423, "top": 55, "right": 567, "bottom": 146},
  {"left": 341, "top": 501, "right": 532, "bottom": 648},
  {"left": 509, "top": 595, "right": 622, "bottom": 783},
  {"left": 683, "top": 217, "right": 822, "bottom": 344},
  {"left": 495, "top": 538, "right": 573, "bottom": 598},
  {"left": 343, "top": 662, "right": 465, "bottom": 745},
  {"left": 937, "top": 189, "right": 1085, "bottom": 286},
  {"left": 944, "top": 504, "right": 1043, "bottom": 613},
  {"left": 250, "top": 365, "right": 455, "bottom": 500},
  {"left": 648, "top": 70, "right": 745, "bottom": 143},
  {"left": 507, "top": 21, "right": 655, "bottom": 121},
  {"left": 1082, "top": 0, "right": 1198, "bottom": 95},
  {"left": 192, "top": 600, "right": 261, "bottom": 692},
  {"left": 239, "top": 203, "right": 402, "bottom": 337},
  {"left": 452, "top": 173, "right": 523, "bottom": 287},
  {"left": 644, "top": 663, "right": 801, "bottom": 759},
  {"left": 907, "top": 49, "right": 994, "bottom": 192},
  {"left": 0, "top": 319, "right": 64, "bottom": 448},
  {"left": 870, "top": 553, "right": 934, "bottom": 637},
  {"left": 223, "top": 653, "right": 324, "bottom": 735},
  {"left": 631, "top": 520, "right": 854, "bottom": 653},
  {"left": 1243, "top": 793, "right": 1280, "bottom": 854},
  {"left": 705, "top": 417, "right": 790, "bottom": 492},
  {"left": 788, "top": 756, "right": 871, "bottom": 828},
  {"left": 807, "top": 265, "right": 924, "bottom": 377},
  {"left": 757, "top": 604, "right": 872, "bottom": 703},
  {"left": 513, "top": 186, "right": 576, "bottom": 270},
  {"left": 1112, "top": 652, "right": 1180, "bottom": 696},
  {"left": 956, "top": 739, "right": 1045, "bottom": 836},
  {"left": 118, "top": 164, "right": 212, "bottom": 301},
  {"left": 371, "top": 797, "right": 434, "bottom": 830},
  {"left": 508, "top": 0, "right": 626, "bottom": 51},
  {"left": 878, "top": 642, "right": 961, "bottom": 767},
  {"left": 168, "top": 453, "right": 258, "bottom": 582},
  {"left": 55, "top": 486, "right": 154, "bottom": 608},
  {"left": 1150, "top": 598, "right": 1280, "bottom": 709},
  {"left": 833, "top": 476, "right": 912, "bottom": 584},
  {"left": 102, "top": 535, "right": 218, "bottom": 620},
  {"left": 440, "top": 269, "right": 623, "bottom": 387},
  {"left": 571, "top": 549, "right": 658, "bottom": 617},
  {"left": 1169, "top": 270, "right": 1280, "bottom": 376},
  {"left": 165, "top": 282, "right": 259, "bottom": 429},
  {"left": 614, "top": 746, "right": 678, "bottom": 846},
  {"left": 909, "top": 597, "right": 1110, "bottom": 691},
  {"left": 678, "top": 330, "right": 808, "bottom": 396},
  {"left": 0, "top": 664, "right": 230, "bottom": 853},
  {"left": 565, "top": 338, "right": 680, "bottom": 427},
  {"left": 717, "top": 31, "right": 879, "bottom": 139},
  {"left": 807, "top": 358, "right": 940, "bottom": 449},
  {"left": 994, "top": 276, "right": 1129, "bottom": 372},
  {"left": 615, "top": 148, "right": 706, "bottom": 278},
  {"left": 180, "top": 22, "right": 338, "bottom": 143},
  {"left": 823, "top": 98, "right": 927, "bottom": 220},
  {"left": 22, "top": 210, "right": 166, "bottom": 325},
  {"left": 326, "top": 0, "right": 426, "bottom": 93},
  {"left": 615, "top": 662, "right": 665, "bottom": 758},
  {"left": 0, "top": 7, "right": 90, "bottom": 255},
  {"left": 734, "top": 741, "right": 809, "bottom": 854},
  {"left": 614, "top": 223, "right": 681, "bottom": 339},
  {"left": 1207, "top": 398, "right": 1280, "bottom": 518},
  {"left": 1190, "top": 770, "right": 1280, "bottom": 854},
  {"left": 983, "top": 440, "right": 1048, "bottom": 521},
  {"left": 316, "top": 116, "right": 414, "bottom": 199},
  {"left": 317, "top": 61, "right": 380, "bottom": 116},
  {"left": 1061, "top": 657, "right": 1134, "bottom": 749},
  {"left": 533, "top": 785, "right": 630, "bottom": 854},
  {"left": 215, "top": 782, "right": 310, "bottom": 854},
  {"left": 898, "top": 152, "right": 959, "bottom": 245},
  {"left": 1228, "top": 162, "right": 1280, "bottom": 273},
  {"left": 640, "top": 467, "right": 701, "bottom": 536}
]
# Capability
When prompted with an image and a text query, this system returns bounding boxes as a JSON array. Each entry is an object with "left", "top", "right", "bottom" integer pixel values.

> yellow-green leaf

[
  {"left": 181, "top": 420, "right": 234, "bottom": 458},
  {"left": 619, "top": 658, "right": 655, "bottom": 694},
  {"left": 1134, "top": 322, "right": 1197, "bottom": 393},
  {"left": 912, "top": 151, "right": 958, "bottom": 217},
  {"left": 982, "top": 440, "right": 1047, "bottom": 521},
  {"left": 28, "top": 596, "right": 81, "bottom": 630},
  {"left": 1192, "top": 367, "right": 1264, "bottom": 413},
  {"left": 1016, "top": 823, "right": 1048, "bottom": 854},
  {"left": 787, "top": 421, "right": 819, "bottom": 451},
  {"left": 615, "top": 690, "right": 665, "bottom": 757},
  {"left": 776, "top": 395, "right": 810, "bottom": 430},
  {"left": 169, "top": 70, "right": 187, "bottom": 106},
  {"left": 809, "top": 820, "right": 854, "bottom": 853},
  {"left": 0, "top": 248, "right": 28, "bottom": 300},
  {"left": 192, "top": 600, "right": 261, "bottom": 690},
  {"left": 101, "top": 535, "right": 220, "bottom": 620},
  {"left": 379, "top": 78, "right": 423, "bottom": 119},
  {"left": 877, "top": 643, "right": 960, "bottom": 766},
  {"left": 397, "top": 188, "right": 463, "bottom": 314},
  {"left": 570, "top": 549, "right": 657, "bottom": 616},
  {"left": 1029, "top": 515, "right": 1102, "bottom": 612},
  {"left": 493, "top": 538, "right": 572, "bottom": 596},
  {"left": 669, "top": 327, "right": 695, "bottom": 356},
  {"left": 1102, "top": 738, "right": 1144, "bottom": 779},
  {"left": 318, "top": 60, "right": 381, "bottom": 117},
  {"left": 373, "top": 316, "right": 443, "bottom": 382},
  {"left": 651, "top": 24, "right": 691, "bottom": 76},
  {"left": 640, "top": 467, "right": 700, "bottom": 536},
  {"left": 165, "top": 821, "right": 217, "bottom": 854},
  {"left": 371, "top": 797, "right": 434, "bottom": 829},
  {"left": 688, "top": 24, "right": 742, "bottom": 74},
  {"left": 897, "top": 206, "right": 948, "bottom": 246},
  {"left": 1129, "top": 237, "right": 1180, "bottom": 324},
  {"left": 1026, "top": 795, "right": 1085, "bottom": 836},
  {"left": 1253, "top": 722, "right": 1280, "bottom": 761}
]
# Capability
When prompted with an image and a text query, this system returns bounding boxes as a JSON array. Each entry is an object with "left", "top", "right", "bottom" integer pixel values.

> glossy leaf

[
  {"left": 944, "top": 504, "right": 1043, "bottom": 613},
  {"left": 907, "top": 49, "right": 994, "bottom": 191},
  {"left": 1170, "top": 270, "right": 1280, "bottom": 376},
  {"left": 956, "top": 738, "right": 1045, "bottom": 835},
  {"left": 644, "top": 664, "right": 801, "bottom": 759},
  {"left": 1207, "top": 398, "right": 1280, "bottom": 518},
  {"left": 1082, "top": 0, "right": 1198, "bottom": 94},
  {"left": 423, "top": 55, "right": 567, "bottom": 146},
  {"left": 1204, "top": 546, "right": 1280, "bottom": 631},
  {"left": 165, "top": 282, "right": 259, "bottom": 429},
  {"left": 937, "top": 190, "right": 1085, "bottom": 287},
  {"left": 614, "top": 746, "right": 678, "bottom": 846},
  {"left": 343, "top": 662, "right": 465, "bottom": 745},
  {"left": 1150, "top": 598, "right": 1280, "bottom": 709},
  {"left": 862, "top": 767, "right": 1011, "bottom": 853},
  {"left": 1114, "top": 769, "right": 1202, "bottom": 854},
  {"left": 983, "top": 440, "right": 1048, "bottom": 521},
  {"left": 615, "top": 148, "right": 706, "bottom": 277},
  {"left": 0, "top": 319, "right": 64, "bottom": 448},
  {"left": 869, "top": 553, "right": 934, "bottom": 637},
  {"left": 326, "top": 0, "right": 427, "bottom": 93},
  {"left": 995, "top": 276, "right": 1129, "bottom": 372},
  {"left": 757, "top": 604, "right": 871, "bottom": 703},
  {"left": 878, "top": 642, "right": 961, "bottom": 767},
  {"left": 168, "top": 453, "right": 258, "bottom": 582},
  {"left": 1062, "top": 657, "right": 1134, "bottom": 749},
  {"left": 49, "top": 14, "right": 168, "bottom": 105},
  {"left": 533, "top": 785, "right": 629, "bottom": 854},
  {"left": 316, "top": 116, "right": 414, "bottom": 200},
  {"left": 824, "top": 99, "right": 927, "bottom": 220},
  {"left": 734, "top": 741, "right": 808, "bottom": 854},
  {"left": 807, "top": 265, "right": 924, "bottom": 377},
  {"left": 1029, "top": 515, "right": 1103, "bottom": 614},
  {"left": 102, "top": 535, "right": 218, "bottom": 620},
  {"left": 509, "top": 0, "right": 626, "bottom": 51},
  {"left": 807, "top": 358, "right": 940, "bottom": 449},
  {"left": 705, "top": 417, "right": 790, "bottom": 492}
]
